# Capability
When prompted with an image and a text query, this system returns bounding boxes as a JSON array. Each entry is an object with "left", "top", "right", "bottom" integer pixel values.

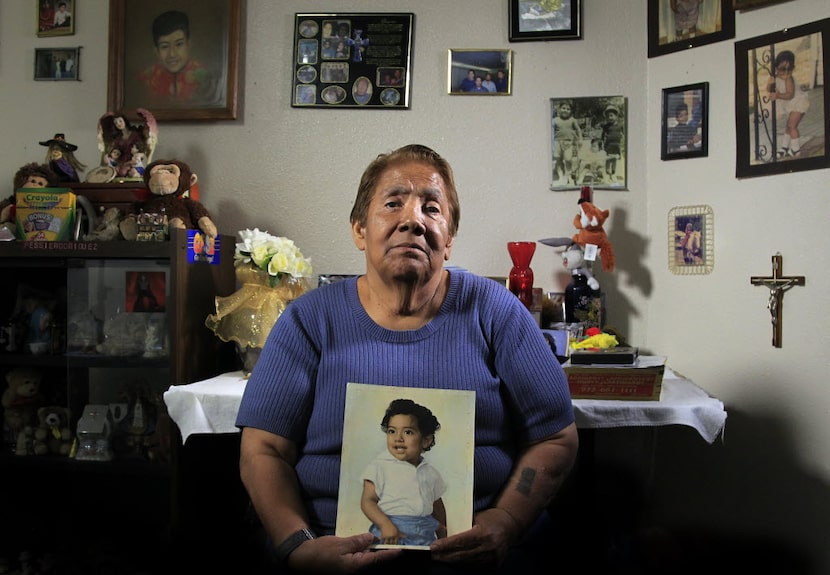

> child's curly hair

[{"left": 381, "top": 398, "right": 441, "bottom": 451}]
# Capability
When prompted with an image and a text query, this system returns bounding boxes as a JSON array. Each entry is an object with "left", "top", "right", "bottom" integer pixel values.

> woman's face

[{"left": 352, "top": 160, "right": 454, "bottom": 284}]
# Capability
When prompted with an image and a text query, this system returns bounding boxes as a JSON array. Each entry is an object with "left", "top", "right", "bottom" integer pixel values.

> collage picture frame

[{"left": 292, "top": 13, "right": 414, "bottom": 109}]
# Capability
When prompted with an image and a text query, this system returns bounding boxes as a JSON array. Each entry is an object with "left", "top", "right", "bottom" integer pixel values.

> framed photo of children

[
  {"left": 508, "top": 0, "right": 582, "bottom": 42},
  {"left": 447, "top": 49, "right": 512, "bottom": 95},
  {"left": 647, "top": 0, "right": 735, "bottom": 58},
  {"left": 668, "top": 205, "right": 714, "bottom": 275},
  {"left": 34, "top": 47, "right": 80, "bottom": 81},
  {"left": 292, "top": 13, "right": 414, "bottom": 109},
  {"left": 550, "top": 95, "right": 627, "bottom": 191},
  {"left": 336, "top": 383, "right": 475, "bottom": 549},
  {"left": 661, "top": 82, "right": 709, "bottom": 160},
  {"left": 37, "top": 0, "right": 75, "bottom": 37},
  {"left": 734, "top": 18, "right": 829, "bottom": 179},
  {"left": 107, "top": 0, "right": 241, "bottom": 121}
]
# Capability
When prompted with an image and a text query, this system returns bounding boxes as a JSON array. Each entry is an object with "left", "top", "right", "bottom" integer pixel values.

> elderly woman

[{"left": 237, "top": 144, "right": 577, "bottom": 574}]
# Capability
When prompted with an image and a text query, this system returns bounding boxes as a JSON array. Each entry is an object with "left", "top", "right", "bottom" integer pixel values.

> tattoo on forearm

[{"left": 516, "top": 468, "right": 536, "bottom": 496}]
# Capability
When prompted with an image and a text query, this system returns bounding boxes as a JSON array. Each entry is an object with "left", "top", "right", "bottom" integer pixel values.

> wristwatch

[{"left": 276, "top": 527, "right": 317, "bottom": 563}]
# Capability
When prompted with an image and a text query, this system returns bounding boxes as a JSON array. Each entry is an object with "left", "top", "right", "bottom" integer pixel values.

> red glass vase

[{"left": 507, "top": 241, "right": 536, "bottom": 309}]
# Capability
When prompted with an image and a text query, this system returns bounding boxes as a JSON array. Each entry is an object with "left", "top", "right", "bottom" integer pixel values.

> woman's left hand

[{"left": 428, "top": 508, "right": 516, "bottom": 567}]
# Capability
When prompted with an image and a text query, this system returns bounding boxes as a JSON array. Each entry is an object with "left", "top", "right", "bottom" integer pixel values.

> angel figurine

[{"left": 95, "top": 108, "right": 158, "bottom": 181}]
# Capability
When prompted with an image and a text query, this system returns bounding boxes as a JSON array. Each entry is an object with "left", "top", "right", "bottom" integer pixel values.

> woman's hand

[
  {"left": 428, "top": 508, "right": 517, "bottom": 567},
  {"left": 288, "top": 532, "right": 401, "bottom": 574}
]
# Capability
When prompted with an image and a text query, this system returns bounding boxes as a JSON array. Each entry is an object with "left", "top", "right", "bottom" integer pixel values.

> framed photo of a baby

[
  {"left": 661, "top": 82, "right": 709, "bottom": 160},
  {"left": 668, "top": 205, "right": 714, "bottom": 275},
  {"left": 107, "top": 0, "right": 241, "bottom": 121},
  {"left": 647, "top": 0, "right": 735, "bottom": 58},
  {"left": 336, "top": 383, "right": 475, "bottom": 549},
  {"left": 734, "top": 18, "right": 829, "bottom": 179}
]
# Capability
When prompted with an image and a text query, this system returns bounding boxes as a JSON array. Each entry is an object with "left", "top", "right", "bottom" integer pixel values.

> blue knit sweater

[{"left": 236, "top": 272, "right": 574, "bottom": 533}]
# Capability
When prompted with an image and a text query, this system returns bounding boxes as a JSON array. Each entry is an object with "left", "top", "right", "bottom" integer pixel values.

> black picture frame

[
  {"left": 107, "top": 0, "right": 242, "bottom": 121},
  {"left": 292, "top": 13, "right": 414, "bottom": 109},
  {"left": 447, "top": 49, "right": 513, "bottom": 95},
  {"left": 37, "top": 0, "right": 75, "bottom": 37},
  {"left": 661, "top": 82, "right": 709, "bottom": 160},
  {"left": 508, "top": 0, "right": 582, "bottom": 42},
  {"left": 734, "top": 18, "right": 829, "bottom": 179},
  {"left": 34, "top": 47, "right": 80, "bottom": 81},
  {"left": 648, "top": 0, "right": 735, "bottom": 58},
  {"left": 733, "top": 0, "right": 793, "bottom": 11},
  {"left": 550, "top": 96, "right": 628, "bottom": 191}
]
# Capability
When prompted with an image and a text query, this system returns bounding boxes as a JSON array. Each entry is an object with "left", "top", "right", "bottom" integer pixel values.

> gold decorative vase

[{"left": 205, "top": 265, "right": 309, "bottom": 376}]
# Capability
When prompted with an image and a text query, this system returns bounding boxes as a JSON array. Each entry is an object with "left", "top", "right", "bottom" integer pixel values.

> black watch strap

[{"left": 276, "top": 528, "right": 317, "bottom": 563}]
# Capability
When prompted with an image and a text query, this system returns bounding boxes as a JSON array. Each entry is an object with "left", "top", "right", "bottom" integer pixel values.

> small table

[{"left": 164, "top": 368, "right": 726, "bottom": 444}]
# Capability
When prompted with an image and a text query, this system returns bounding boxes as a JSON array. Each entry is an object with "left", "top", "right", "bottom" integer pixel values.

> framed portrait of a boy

[
  {"left": 107, "top": 0, "right": 241, "bottom": 121},
  {"left": 661, "top": 82, "right": 709, "bottom": 160},
  {"left": 734, "top": 18, "right": 829, "bottom": 178},
  {"left": 648, "top": 0, "right": 735, "bottom": 58}
]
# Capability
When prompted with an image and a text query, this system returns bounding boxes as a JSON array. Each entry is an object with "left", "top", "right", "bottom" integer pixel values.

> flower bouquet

[{"left": 206, "top": 229, "right": 313, "bottom": 375}]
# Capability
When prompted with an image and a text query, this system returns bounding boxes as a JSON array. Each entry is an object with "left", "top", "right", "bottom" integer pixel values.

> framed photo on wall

[
  {"left": 34, "top": 47, "right": 80, "bottom": 81},
  {"left": 661, "top": 82, "right": 708, "bottom": 160},
  {"left": 447, "top": 49, "right": 512, "bottom": 95},
  {"left": 107, "top": 0, "right": 241, "bottom": 121},
  {"left": 550, "top": 95, "right": 627, "bottom": 191},
  {"left": 668, "top": 205, "right": 713, "bottom": 275},
  {"left": 648, "top": 0, "right": 735, "bottom": 58},
  {"left": 37, "top": 0, "right": 75, "bottom": 37},
  {"left": 734, "top": 18, "right": 829, "bottom": 178},
  {"left": 292, "top": 13, "right": 414, "bottom": 109},
  {"left": 508, "top": 0, "right": 582, "bottom": 42}
]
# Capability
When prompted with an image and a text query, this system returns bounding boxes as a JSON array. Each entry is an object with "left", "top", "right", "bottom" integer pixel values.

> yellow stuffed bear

[{"left": 2, "top": 367, "right": 44, "bottom": 455}]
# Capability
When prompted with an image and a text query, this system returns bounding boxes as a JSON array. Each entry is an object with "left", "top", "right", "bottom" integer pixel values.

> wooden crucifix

[{"left": 750, "top": 253, "right": 805, "bottom": 348}]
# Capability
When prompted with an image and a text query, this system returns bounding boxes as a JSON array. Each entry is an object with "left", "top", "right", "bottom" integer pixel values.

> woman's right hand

[{"left": 287, "top": 532, "right": 401, "bottom": 574}]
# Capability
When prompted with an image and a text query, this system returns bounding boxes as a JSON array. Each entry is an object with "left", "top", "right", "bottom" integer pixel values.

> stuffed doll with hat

[
  {"left": 1, "top": 163, "right": 59, "bottom": 238},
  {"left": 38, "top": 133, "right": 87, "bottom": 183},
  {"left": 119, "top": 159, "right": 217, "bottom": 241}
]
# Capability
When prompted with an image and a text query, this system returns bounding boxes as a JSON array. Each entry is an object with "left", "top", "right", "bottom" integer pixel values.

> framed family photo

[
  {"left": 34, "top": 47, "right": 80, "bottom": 81},
  {"left": 550, "top": 95, "right": 627, "bottom": 190},
  {"left": 292, "top": 13, "right": 414, "bottom": 109},
  {"left": 661, "top": 82, "right": 709, "bottom": 160},
  {"left": 107, "top": 0, "right": 241, "bottom": 121},
  {"left": 668, "top": 205, "right": 714, "bottom": 275},
  {"left": 37, "top": 0, "right": 75, "bottom": 37},
  {"left": 335, "top": 383, "right": 474, "bottom": 549},
  {"left": 648, "top": 0, "right": 735, "bottom": 58},
  {"left": 734, "top": 18, "right": 829, "bottom": 178},
  {"left": 508, "top": 0, "right": 582, "bottom": 42},
  {"left": 447, "top": 49, "right": 512, "bottom": 95}
]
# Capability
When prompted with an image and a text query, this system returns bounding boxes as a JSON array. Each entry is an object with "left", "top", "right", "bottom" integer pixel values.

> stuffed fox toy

[{"left": 572, "top": 200, "right": 615, "bottom": 272}]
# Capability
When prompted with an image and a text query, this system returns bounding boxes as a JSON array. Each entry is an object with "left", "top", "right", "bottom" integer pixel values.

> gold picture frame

[
  {"left": 447, "top": 49, "right": 512, "bottom": 95},
  {"left": 107, "top": 0, "right": 241, "bottom": 121},
  {"left": 668, "top": 205, "right": 714, "bottom": 275}
]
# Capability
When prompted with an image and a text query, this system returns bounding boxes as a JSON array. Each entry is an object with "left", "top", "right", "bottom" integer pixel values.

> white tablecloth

[{"left": 164, "top": 368, "right": 727, "bottom": 444}]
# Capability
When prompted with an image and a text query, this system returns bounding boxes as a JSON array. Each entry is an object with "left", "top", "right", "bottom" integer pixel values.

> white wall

[{"left": 1, "top": 0, "right": 828, "bottom": 569}]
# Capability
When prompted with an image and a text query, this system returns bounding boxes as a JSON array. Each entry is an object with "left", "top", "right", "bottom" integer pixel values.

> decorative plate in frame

[{"left": 668, "top": 205, "right": 714, "bottom": 275}]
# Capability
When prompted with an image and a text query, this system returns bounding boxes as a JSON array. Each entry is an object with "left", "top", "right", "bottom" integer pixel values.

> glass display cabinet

[{"left": 0, "top": 220, "right": 236, "bottom": 565}]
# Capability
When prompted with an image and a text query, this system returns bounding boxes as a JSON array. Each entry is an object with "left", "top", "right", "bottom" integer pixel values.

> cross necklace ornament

[{"left": 750, "top": 253, "right": 805, "bottom": 348}]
